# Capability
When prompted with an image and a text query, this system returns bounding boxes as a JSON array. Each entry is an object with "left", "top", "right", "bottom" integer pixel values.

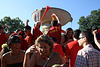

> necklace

[{"left": 10, "top": 50, "right": 20, "bottom": 59}]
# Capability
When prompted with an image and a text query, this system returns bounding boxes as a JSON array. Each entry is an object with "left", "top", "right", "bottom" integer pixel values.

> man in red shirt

[
  {"left": 50, "top": 37, "right": 66, "bottom": 63},
  {"left": 33, "top": 21, "right": 43, "bottom": 42},
  {"left": 0, "top": 26, "right": 8, "bottom": 51},
  {"left": 50, "top": 37, "right": 65, "bottom": 57},
  {"left": 47, "top": 13, "right": 61, "bottom": 44},
  {"left": 65, "top": 29, "right": 82, "bottom": 67},
  {"left": 24, "top": 25, "right": 33, "bottom": 49}
]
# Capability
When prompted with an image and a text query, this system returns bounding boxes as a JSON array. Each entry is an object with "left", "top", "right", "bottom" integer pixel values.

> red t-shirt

[
  {"left": 0, "top": 33, "right": 8, "bottom": 51},
  {"left": 33, "top": 27, "right": 43, "bottom": 42},
  {"left": 65, "top": 40, "right": 82, "bottom": 67},
  {"left": 47, "top": 24, "right": 61, "bottom": 44},
  {"left": 18, "top": 35, "right": 27, "bottom": 51},
  {"left": 20, "top": 40, "right": 28, "bottom": 51},
  {"left": 53, "top": 43, "right": 65, "bottom": 57},
  {"left": 24, "top": 33, "right": 33, "bottom": 48}
]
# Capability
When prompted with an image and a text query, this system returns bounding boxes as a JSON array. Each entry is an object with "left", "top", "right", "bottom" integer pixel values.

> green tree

[
  {"left": 78, "top": 8, "right": 100, "bottom": 31},
  {"left": 0, "top": 16, "right": 25, "bottom": 34}
]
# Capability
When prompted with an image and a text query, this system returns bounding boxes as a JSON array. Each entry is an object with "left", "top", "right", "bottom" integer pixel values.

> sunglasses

[
  {"left": 79, "top": 37, "right": 85, "bottom": 39},
  {"left": 24, "top": 30, "right": 29, "bottom": 32}
]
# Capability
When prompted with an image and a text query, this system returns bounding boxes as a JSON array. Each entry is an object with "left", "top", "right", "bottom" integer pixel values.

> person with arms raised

[
  {"left": 24, "top": 20, "right": 34, "bottom": 49},
  {"left": 33, "top": 21, "right": 43, "bottom": 42},
  {"left": 47, "top": 13, "right": 61, "bottom": 44}
]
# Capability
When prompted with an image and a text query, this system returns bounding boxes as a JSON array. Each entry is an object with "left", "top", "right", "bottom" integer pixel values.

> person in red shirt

[
  {"left": 11, "top": 29, "right": 21, "bottom": 35},
  {"left": 33, "top": 21, "right": 43, "bottom": 42},
  {"left": 65, "top": 29, "right": 82, "bottom": 67},
  {"left": 50, "top": 37, "right": 66, "bottom": 62},
  {"left": 0, "top": 26, "right": 8, "bottom": 51},
  {"left": 17, "top": 30, "right": 28, "bottom": 51},
  {"left": 47, "top": 13, "right": 61, "bottom": 44},
  {"left": 60, "top": 28, "right": 73, "bottom": 51},
  {"left": 24, "top": 25, "right": 33, "bottom": 49}
]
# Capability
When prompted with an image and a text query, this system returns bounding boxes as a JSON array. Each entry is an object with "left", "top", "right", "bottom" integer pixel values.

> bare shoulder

[
  {"left": 30, "top": 52, "right": 41, "bottom": 60},
  {"left": 2, "top": 51, "right": 11, "bottom": 59},
  {"left": 2, "top": 51, "right": 10, "bottom": 57},
  {"left": 30, "top": 52, "right": 40, "bottom": 64}
]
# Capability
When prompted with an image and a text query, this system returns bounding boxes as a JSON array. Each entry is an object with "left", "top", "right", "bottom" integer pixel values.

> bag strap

[{"left": 43, "top": 52, "right": 54, "bottom": 67}]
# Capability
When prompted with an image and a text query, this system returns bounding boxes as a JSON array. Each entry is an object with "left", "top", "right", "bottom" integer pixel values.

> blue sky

[{"left": 0, "top": 0, "right": 100, "bottom": 31}]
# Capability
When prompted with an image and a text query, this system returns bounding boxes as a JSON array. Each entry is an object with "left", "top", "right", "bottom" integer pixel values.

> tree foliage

[
  {"left": 0, "top": 16, "right": 25, "bottom": 34},
  {"left": 78, "top": 8, "right": 100, "bottom": 31}
]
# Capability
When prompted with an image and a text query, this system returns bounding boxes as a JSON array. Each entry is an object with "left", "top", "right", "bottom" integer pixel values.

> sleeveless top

[{"left": 6, "top": 62, "right": 23, "bottom": 67}]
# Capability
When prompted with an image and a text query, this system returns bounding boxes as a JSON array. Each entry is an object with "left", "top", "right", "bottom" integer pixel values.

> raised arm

[
  {"left": 26, "top": 19, "right": 29, "bottom": 26},
  {"left": 52, "top": 13, "right": 61, "bottom": 24},
  {"left": 93, "top": 30, "right": 100, "bottom": 49},
  {"left": 23, "top": 45, "right": 38, "bottom": 67}
]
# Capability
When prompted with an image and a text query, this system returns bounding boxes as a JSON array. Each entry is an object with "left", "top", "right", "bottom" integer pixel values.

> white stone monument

[{"left": 32, "top": 7, "right": 73, "bottom": 34}]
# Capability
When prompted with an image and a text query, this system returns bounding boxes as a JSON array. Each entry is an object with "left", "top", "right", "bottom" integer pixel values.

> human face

[
  {"left": 78, "top": 33, "right": 85, "bottom": 47},
  {"left": 0, "top": 29, "right": 3, "bottom": 33},
  {"left": 24, "top": 28, "right": 29, "bottom": 35},
  {"left": 68, "top": 31, "right": 73, "bottom": 37},
  {"left": 11, "top": 40, "right": 21, "bottom": 51},
  {"left": 37, "top": 42, "right": 51, "bottom": 57},
  {"left": 11, "top": 42, "right": 20, "bottom": 51}
]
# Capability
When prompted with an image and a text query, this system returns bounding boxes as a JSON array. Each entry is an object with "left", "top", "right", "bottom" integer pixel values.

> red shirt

[
  {"left": 33, "top": 27, "right": 43, "bottom": 42},
  {"left": 18, "top": 35, "right": 26, "bottom": 50},
  {"left": 47, "top": 24, "right": 61, "bottom": 44},
  {"left": 53, "top": 43, "right": 65, "bottom": 57},
  {"left": 0, "top": 33, "right": 8, "bottom": 51},
  {"left": 65, "top": 40, "right": 82, "bottom": 67},
  {"left": 20, "top": 40, "right": 28, "bottom": 51},
  {"left": 24, "top": 33, "right": 33, "bottom": 48}
]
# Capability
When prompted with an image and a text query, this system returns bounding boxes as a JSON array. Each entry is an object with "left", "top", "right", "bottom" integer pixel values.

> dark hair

[
  {"left": 50, "top": 37, "right": 57, "bottom": 43},
  {"left": 7, "top": 35, "right": 21, "bottom": 49},
  {"left": 0, "top": 26, "right": 3, "bottom": 30},
  {"left": 66, "top": 28, "right": 73, "bottom": 33},
  {"left": 86, "top": 28, "right": 92, "bottom": 32},
  {"left": 65, "top": 28, "right": 73, "bottom": 41},
  {"left": 81, "top": 31, "right": 93, "bottom": 44},
  {"left": 73, "top": 29, "right": 81, "bottom": 39},
  {"left": 51, "top": 20, "right": 58, "bottom": 26},
  {"left": 24, "top": 25, "right": 31, "bottom": 30},
  {"left": 35, "top": 35, "right": 53, "bottom": 52},
  {"left": 92, "top": 26, "right": 98, "bottom": 31}
]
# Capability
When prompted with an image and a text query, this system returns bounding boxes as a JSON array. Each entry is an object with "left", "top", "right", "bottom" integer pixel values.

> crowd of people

[{"left": 0, "top": 13, "right": 100, "bottom": 67}]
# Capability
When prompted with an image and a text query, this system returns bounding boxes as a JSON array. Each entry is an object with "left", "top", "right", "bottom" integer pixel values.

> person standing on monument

[{"left": 47, "top": 13, "right": 61, "bottom": 44}]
